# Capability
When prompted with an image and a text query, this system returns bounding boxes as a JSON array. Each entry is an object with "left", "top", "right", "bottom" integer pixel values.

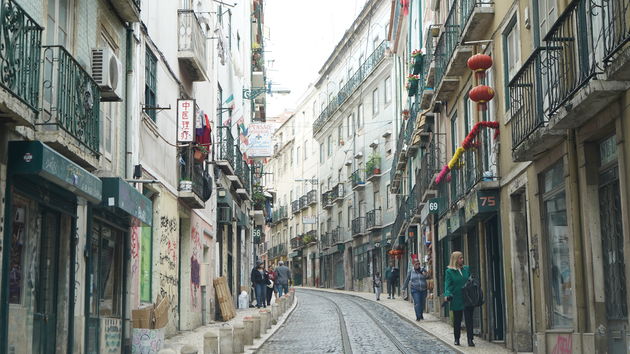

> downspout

[{"left": 125, "top": 25, "right": 135, "bottom": 179}]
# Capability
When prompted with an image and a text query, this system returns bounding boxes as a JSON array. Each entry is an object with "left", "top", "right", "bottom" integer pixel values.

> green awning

[
  {"left": 101, "top": 177, "right": 153, "bottom": 226},
  {"left": 8, "top": 141, "right": 102, "bottom": 203},
  {"left": 288, "top": 250, "right": 302, "bottom": 258}
]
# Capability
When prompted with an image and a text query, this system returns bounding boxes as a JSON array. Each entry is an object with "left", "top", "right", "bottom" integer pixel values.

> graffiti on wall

[
  {"left": 190, "top": 224, "right": 202, "bottom": 309},
  {"left": 159, "top": 215, "right": 179, "bottom": 323},
  {"left": 131, "top": 328, "right": 164, "bottom": 354},
  {"left": 551, "top": 334, "right": 572, "bottom": 354},
  {"left": 130, "top": 220, "right": 141, "bottom": 308}
]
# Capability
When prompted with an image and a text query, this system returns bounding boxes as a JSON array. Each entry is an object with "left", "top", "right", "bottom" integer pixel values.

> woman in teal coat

[{"left": 444, "top": 251, "right": 474, "bottom": 347}]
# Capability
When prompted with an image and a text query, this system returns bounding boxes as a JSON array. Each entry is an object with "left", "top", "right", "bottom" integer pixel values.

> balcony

[
  {"left": 279, "top": 205, "right": 288, "bottom": 221},
  {"left": 178, "top": 152, "right": 210, "bottom": 209},
  {"left": 418, "top": 138, "right": 441, "bottom": 202},
  {"left": 365, "top": 156, "right": 382, "bottom": 182},
  {"left": 351, "top": 169, "right": 365, "bottom": 190},
  {"left": 331, "top": 183, "right": 345, "bottom": 203},
  {"left": 178, "top": 10, "right": 207, "bottom": 81},
  {"left": 292, "top": 200, "right": 300, "bottom": 214},
  {"left": 366, "top": 209, "right": 382, "bottom": 231},
  {"left": 216, "top": 126, "right": 236, "bottom": 173},
  {"left": 459, "top": 0, "right": 494, "bottom": 42},
  {"left": 313, "top": 41, "right": 388, "bottom": 134},
  {"left": 300, "top": 195, "right": 308, "bottom": 210},
  {"left": 0, "top": 0, "right": 42, "bottom": 127},
  {"left": 322, "top": 191, "right": 334, "bottom": 209},
  {"left": 509, "top": 0, "right": 629, "bottom": 161},
  {"left": 352, "top": 217, "right": 366, "bottom": 237},
  {"left": 421, "top": 28, "right": 437, "bottom": 109},
  {"left": 303, "top": 230, "right": 318, "bottom": 245},
  {"left": 109, "top": 0, "right": 141, "bottom": 22},
  {"left": 321, "top": 232, "right": 331, "bottom": 249},
  {"left": 218, "top": 206, "right": 232, "bottom": 224},
  {"left": 330, "top": 227, "right": 342, "bottom": 244},
  {"left": 434, "top": 1, "right": 472, "bottom": 101},
  {"left": 290, "top": 236, "right": 304, "bottom": 249},
  {"left": 307, "top": 189, "right": 318, "bottom": 205},
  {"left": 39, "top": 46, "right": 101, "bottom": 170}
]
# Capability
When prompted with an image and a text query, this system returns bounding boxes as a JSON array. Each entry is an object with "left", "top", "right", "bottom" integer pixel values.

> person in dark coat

[
  {"left": 251, "top": 261, "right": 268, "bottom": 308},
  {"left": 444, "top": 251, "right": 474, "bottom": 347},
  {"left": 266, "top": 265, "right": 276, "bottom": 305}
]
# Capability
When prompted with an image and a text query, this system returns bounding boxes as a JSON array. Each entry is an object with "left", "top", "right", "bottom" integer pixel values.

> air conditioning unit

[{"left": 91, "top": 48, "right": 122, "bottom": 102}]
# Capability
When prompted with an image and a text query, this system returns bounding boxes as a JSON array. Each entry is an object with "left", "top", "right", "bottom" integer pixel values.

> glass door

[{"left": 33, "top": 210, "right": 61, "bottom": 354}]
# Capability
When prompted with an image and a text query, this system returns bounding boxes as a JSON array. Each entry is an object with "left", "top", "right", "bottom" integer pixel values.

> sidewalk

[
  {"left": 299, "top": 286, "right": 510, "bottom": 354},
  {"left": 162, "top": 294, "right": 297, "bottom": 353}
]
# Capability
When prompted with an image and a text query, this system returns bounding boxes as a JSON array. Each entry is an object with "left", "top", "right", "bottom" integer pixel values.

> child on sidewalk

[{"left": 374, "top": 272, "right": 383, "bottom": 301}]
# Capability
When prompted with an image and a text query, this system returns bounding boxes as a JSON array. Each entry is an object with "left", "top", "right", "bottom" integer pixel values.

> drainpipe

[{"left": 125, "top": 25, "right": 135, "bottom": 180}]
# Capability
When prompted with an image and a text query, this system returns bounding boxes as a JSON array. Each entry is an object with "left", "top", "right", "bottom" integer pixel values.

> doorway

[{"left": 485, "top": 216, "right": 505, "bottom": 341}]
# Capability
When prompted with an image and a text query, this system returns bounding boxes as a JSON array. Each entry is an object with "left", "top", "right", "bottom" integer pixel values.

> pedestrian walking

[
  {"left": 385, "top": 261, "right": 400, "bottom": 299},
  {"left": 275, "top": 260, "right": 292, "bottom": 297},
  {"left": 266, "top": 265, "right": 276, "bottom": 306},
  {"left": 251, "top": 261, "right": 269, "bottom": 308},
  {"left": 373, "top": 272, "right": 383, "bottom": 301},
  {"left": 444, "top": 251, "right": 475, "bottom": 347},
  {"left": 403, "top": 256, "right": 428, "bottom": 321}
]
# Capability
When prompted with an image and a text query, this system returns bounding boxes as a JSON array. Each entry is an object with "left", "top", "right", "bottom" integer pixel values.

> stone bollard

[
  {"left": 243, "top": 317, "right": 254, "bottom": 346},
  {"left": 262, "top": 310, "right": 272, "bottom": 330},
  {"left": 219, "top": 327, "right": 233, "bottom": 354},
  {"left": 203, "top": 331, "right": 219, "bottom": 354},
  {"left": 259, "top": 310, "right": 269, "bottom": 334},
  {"left": 271, "top": 303, "right": 279, "bottom": 324},
  {"left": 180, "top": 345, "right": 198, "bottom": 354},
  {"left": 252, "top": 315, "right": 262, "bottom": 339},
  {"left": 276, "top": 297, "right": 284, "bottom": 314},
  {"left": 158, "top": 349, "right": 177, "bottom": 354},
  {"left": 233, "top": 324, "right": 245, "bottom": 353}
]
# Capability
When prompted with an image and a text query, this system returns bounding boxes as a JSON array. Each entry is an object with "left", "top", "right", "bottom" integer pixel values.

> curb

[{"left": 244, "top": 294, "right": 299, "bottom": 353}]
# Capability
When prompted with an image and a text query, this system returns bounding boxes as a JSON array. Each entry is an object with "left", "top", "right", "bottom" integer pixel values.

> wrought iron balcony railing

[
  {"left": 322, "top": 191, "right": 333, "bottom": 208},
  {"left": 434, "top": 1, "right": 461, "bottom": 91},
  {"left": 234, "top": 143, "right": 244, "bottom": 183},
  {"left": 352, "top": 217, "right": 365, "bottom": 236},
  {"left": 179, "top": 159, "right": 208, "bottom": 203},
  {"left": 313, "top": 41, "right": 388, "bottom": 134},
  {"left": 418, "top": 139, "right": 439, "bottom": 199},
  {"left": 365, "top": 156, "right": 381, "bottom": 181},
  {"left": 292, "top": 200, "right": 300, "bottom": 214},
  {"left": 351, "top": 169, "right": 365, "bottom": 189},
  {"left": 602, "top": 0, "right": 630, "bottom": 62},
  {"left": 290, "top": 236, "right": 304, "bottom": 249},
  {"left": 330, "top": 226, "right": 342, "bottom": 244},
  {"left": 422, "top": 27, "right": 435, "bottom": 88},
  {"left": 331, "top": 183, "right": 344, "bottom": 201},
  {"left": 177, "top": 10, "right": 207, "bottom": 80},
  {"left": 321, "top": 232, "right": 330, "bottom": 248},
  {"left": 218, "top": 206, "right": 232, "bottom": 224},
  {"left": 0, "top": 0, "right": 43, "bottom": 112},
  {"left": 243, "top": 159, "right": 251, "bottom": 194},
  {"left": 216, "top": 126, "right": 235, "bottom": 167},
  {"left": 300, "top": 195, "right": 308, "bottom": 209},
  {"left": 41, "top": 45, "right": 101, "bottom": 153},
  {"left": 307, "top": 189, "right": 318, "bottom": 205},
  {"left": 303, "top": 230, "right": 317, "bottom": 244},
  {"left": 279, "top": 205, "right": 288, "bottom": 220},
  {"left": 366, "top": 209, "right": 382, "bottom": 230}
]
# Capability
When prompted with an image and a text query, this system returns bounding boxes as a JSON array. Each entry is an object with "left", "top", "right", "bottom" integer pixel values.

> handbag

[{"left": 267, "top": 279, "right": 274, "bottom": 289}]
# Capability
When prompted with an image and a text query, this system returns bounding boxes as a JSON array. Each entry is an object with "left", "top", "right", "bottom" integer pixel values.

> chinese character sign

[{"left": 177, "top": 99, "right": 195, "bottom": 142}]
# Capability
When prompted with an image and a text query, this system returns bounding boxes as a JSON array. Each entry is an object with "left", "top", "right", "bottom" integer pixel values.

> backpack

[{"left": 462, "top": 275, "right": 484, "bottom": 307}]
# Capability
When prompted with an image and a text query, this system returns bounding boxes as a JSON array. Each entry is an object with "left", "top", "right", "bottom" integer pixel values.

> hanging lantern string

[{"left": 435, "top": 121, "right": 499, "bottom": 185}]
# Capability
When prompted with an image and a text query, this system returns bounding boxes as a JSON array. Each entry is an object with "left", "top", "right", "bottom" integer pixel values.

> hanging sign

[{"left": 177, "top": 99, "right": 195, "bottom": 142}]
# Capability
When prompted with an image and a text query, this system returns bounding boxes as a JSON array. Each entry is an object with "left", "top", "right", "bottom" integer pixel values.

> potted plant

[
  {"left": 366, "top": 154, "right": 381, "bottom": 175},
  {"left": 407, "top": 74, "right": 420, "bottom": 97},
  {"left": 194, "top": 145, "right": 209, "bottom": 162},
  {"left": 411, "top": 49, "right": 423, "bottom": 74},
  {"left": 252, "top": 188, "right": 266, "bottom": 208}
]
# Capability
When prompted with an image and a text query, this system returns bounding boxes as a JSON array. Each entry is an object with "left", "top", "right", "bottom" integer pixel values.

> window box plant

[
  {"left": 411, "top": 49, "right": 423, "bottom": 74},
  {"left": 366, "top": 154, "right": 381, "bottom": 175},
  {"left": 407, "top": 74, "right": 420, "bottom": 97}
]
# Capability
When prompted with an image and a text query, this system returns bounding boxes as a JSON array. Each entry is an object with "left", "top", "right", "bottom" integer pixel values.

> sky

[{"left": 264, "top": 0, "right": 369, "bottom": 117}]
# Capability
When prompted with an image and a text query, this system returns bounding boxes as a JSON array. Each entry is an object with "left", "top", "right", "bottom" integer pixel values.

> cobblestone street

[{"left": 257, "top": 289, "right": 455, "bottom": 354}]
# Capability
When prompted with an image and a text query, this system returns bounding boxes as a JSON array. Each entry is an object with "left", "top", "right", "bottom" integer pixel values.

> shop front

[
  {"left": 86, "top": 177, "right": 152, "bottom": 353},
  {"left": 1, "top": 141, "right": 102, "bottom": 354}
]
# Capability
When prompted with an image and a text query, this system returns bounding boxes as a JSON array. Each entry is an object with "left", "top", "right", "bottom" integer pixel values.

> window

[
  {"left": 313, "top": 101, "right": 318, "bottom": 118},
  {"left": 536, "top": 0, "right": 557, "bottom": 43},
  {"left": 327, "top": 135, "right": 332, "bottom": 156},
  {"left": 386, "top": 184, "right": 392, "bottom": 209},
  {"left": 304, "top": 141, "right": 308, "bottom": 159},
  {"left": 357, "top": 104, "right": 364, "bottom": 128},
  {"left": 290, "top": 147, "right": 294, "bottom": 166},
  {"left": 384, "top": 76, "right": 392, "bottom": 104},
  {"left": 540, "top": 161, "right": 572, "bottom": 328},
  {"left": 46, "top": 0, "right": 72, "bottom": 46},
  {"left": 296, "top": 147, "right": 301, "bottom": 165},
  {"left": 348, "top": 205, "right": 352, "bottom": 228},
  {"left": 320, "top": 143, "right": 324, "bottom": 163},
  {"left": 503, "top": 15, "right": 520, "bottom": 109},
  {"left": 145, "top": 49, "right": 158, "bottom": 121},
  {"left": 337, "top": 125, "right": 343, "bottom": 144},
  {"left": 372, "top": 88, "right": 379, "bottom": 115},
  {"left": 347, "top": 114, "right": 354, "bottom": 137},
  {"left": 228, "top": 10, "right": 232, "bottom": 51},
  {"left": 90, "top": 221, "right": 124, "bottom": 317}
]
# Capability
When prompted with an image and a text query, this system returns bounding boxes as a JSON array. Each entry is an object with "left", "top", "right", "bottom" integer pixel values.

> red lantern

[
  {"left": 467, "top": 54, "right": 493, "bottom": 81},
  {"left": 468, "top": 85, "right": 495, "bottom": 111}
]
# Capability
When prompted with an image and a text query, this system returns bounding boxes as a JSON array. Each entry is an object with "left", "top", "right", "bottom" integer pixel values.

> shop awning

[
  {"left": 101, "top": 177, "right": 153, "bottom": 226},
  {"left": 323, "top": 244, "right": 345, "bottom": 256},
  {"left": 288, "top": 250, "right": 302, "bottom": 258},
  {"left": 8, "top": 141, "right": 102, "bottom": 203}
]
